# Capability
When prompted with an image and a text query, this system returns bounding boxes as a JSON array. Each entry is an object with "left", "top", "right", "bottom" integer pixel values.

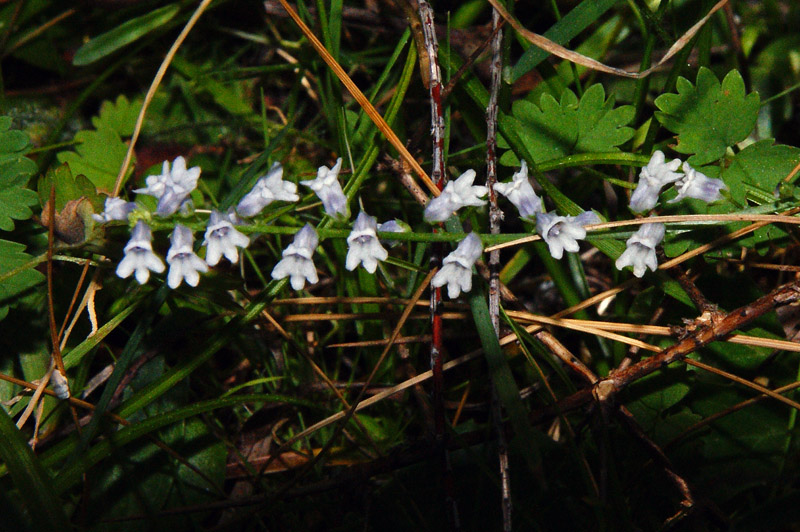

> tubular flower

[
  {"left": 536, "top": 210, "right": 601, "bottom": 260},
  {"left": 431, "top": 232, "right": 483, "bottom": 299},
  {"left": 493, "top": 160, "right": 542, "bottom": 219},
  {"left": 203, "top": 209, "right": 250, "bottom": 266},
  {"left": 301, "top": 158, "right": 349, "bottom": 219},
  {"left": 423, "top": 169, "right": 488, "bottom": 223},
  {"left": 92, "top": 197, "right": 136, "bottom": 223},
  {"left": 271, "top": 224, "right": 319, "bottom": 290},
  {"left": 166, "top": 224, "right": 209, "bottom": 288},
  {"left": 668, "top": 162, "right": 727, "bottom": 204},
  {"left": 615, "top": 222, "right": 665, "bottom": 278},
  {"left": 629, "top": 150, "right": 684, "bottom": 213},
  {"left": 236, "top": 162, "right": 299, "bottom": 217},
  {"left": 134, "top": 156, "right": 201, "bottom": 216},
  {"left": 346, "top": 211, "right": 388, "bottom": 273},
  {"left": 116, "top": 220, "right": 165, "bottom": 284}
]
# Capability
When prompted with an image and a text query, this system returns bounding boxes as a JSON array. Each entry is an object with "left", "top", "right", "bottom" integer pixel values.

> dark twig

[
  {"left": 485, "top": 5, "right": 511, "bottom": 530},
  {"left": 614, "top": 406, "right": 694, "bottom": 527}
]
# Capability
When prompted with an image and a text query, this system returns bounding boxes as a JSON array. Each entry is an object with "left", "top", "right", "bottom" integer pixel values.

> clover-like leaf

[
  {"left": 0, "top": 117, "right": 38, "bottom": 231},
  {"left": 499, "top": 84, "right": 634, "bottom": 166},
  {"left": 57, "top": 125, "right": 132, "bottom": 194},
  {"left": 0, "top": 239, "right": 44, "bottom": 321},
  {"left": 92, "top": 94, "right": 141, "bottom": 137},
  {"left": 655, "top": 68, "right": 759, "bottom": 166}
]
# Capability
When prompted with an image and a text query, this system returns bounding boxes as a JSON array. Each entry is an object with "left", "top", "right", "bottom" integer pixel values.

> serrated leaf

[
  {"left": 0, "top": 117, "right": 38, "bottom": 231},
  {"left": 72, "top": 4, "right": 180, "bottom": 66},
  {"left": 37, "top": 163, "right": 102, "bottom": 212},
  {"left": 57, "top": 125, "right": 131, "bottom": 194},
  {"left": 499, "top": 84, "right": 634, "bottom": 165},
  {"left": 92, "top": 94, "right": 142, "bottom": 137},
  {"left": 0, "top": 239, "right": 44, "bottom": 321},
  {"left": 655, "top": 68, "right": 760, "bottom": 165}
]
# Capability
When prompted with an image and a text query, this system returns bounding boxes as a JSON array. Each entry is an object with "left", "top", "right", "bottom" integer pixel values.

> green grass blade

[
  {"left": 512, "top": 0, "right": 619, "bottom": 81},
  {"left": 468, "top": 288, "right": 542, "bottom": 472},
  {"left": 73, "top": 4, "right": 180, "bottom": 66},
  {"left": 0, "top": 407, "right": 68, "bottom": 530}
]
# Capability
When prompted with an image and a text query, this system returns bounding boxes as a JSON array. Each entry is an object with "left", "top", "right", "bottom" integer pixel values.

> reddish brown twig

[{"left": 533, "top": 279, "right": 800, "bottom": 420}]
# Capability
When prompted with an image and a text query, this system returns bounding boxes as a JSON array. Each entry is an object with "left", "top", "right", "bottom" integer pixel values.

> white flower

[
  {"left": 236, "top": 162, "right": 299, "bottom": 217},
  {"left": 346, "top": 211, "right": 388, "bottom": 273},
  {"left": 493, "top": 160, "right": 542, "bottom": 219},
  {"left": 92, "top": 197, "right": 136, "bottom": 223},
  {"left": 301, "top": 158, "right": 349, "bottom": 219},
  {"left": 668, "top": 162, "right": 727, "bottom": 204},
  {"left": 271, "top": 224, "right": 319, "bottom": 290},
  {"left": 629, "top": 150, "right": 684, "bottom": 212},
  {"left": 536, "top": 210, "right": 601, "bottom": 260},
  {"left": 615, "top": 222, "right": 665, "bottom": 278},
  {"left": 431, "top": 232, "right": 483, "bottom": 299},
  {"left": 134, "top": 156, "right": 201, "bottom": 216},
  {"left": 424, "top": 169, "right": 488, "bottom": 223},
  {"left": 166, "top": 224, "right": 209, "bottom": 288},
  {"left": 116, "top": 221, "right": 165, "bottom": 284},
  {"left": 203, "top": 209, "right": 250, "bottom": 266}
]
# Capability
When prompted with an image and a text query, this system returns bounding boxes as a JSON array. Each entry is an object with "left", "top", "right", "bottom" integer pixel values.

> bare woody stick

[
  {"left": 532, "top": 279, "right": 800, "bottom": 420},
  {"left": 485, "top": 5, "right": 512, "bottom": 531},
  {"left": 416, "top": 2, "right": 460, "bottom": 529}
]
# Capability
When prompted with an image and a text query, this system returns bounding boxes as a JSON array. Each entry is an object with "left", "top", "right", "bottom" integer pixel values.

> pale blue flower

[
  {"left": 237, "top": 162, "right": 299, "bottom": 217},
  {"left": 536, "top": 211, "right": 600, "bottom": 260},
  {"left": 166, "top": 224, "right": 208, "bottom": 288},
  {"left": 431, "top": 232, "right": 483, "bottom": 299},
  {"left": 493, "top": 160, "right": 542, "bottom": 219},
  {"left": 203, "top": 209, "right": 250, "bottom": 266},
  {"left": 134, "top": 156, "right": 201, "bottom": 216},
  {"left": 615, "top": 222, "right": 665, "bottom": 278},
  {"left": 668, "top": 162, "right": 727, "bottom": 204},
  {"left": 346, "top": 211, "right": 388, "bottom": 273},
  {"left": 50, "top": 368, "right": 70, "bottom": 400},
  {"left": 301, "top": 158, "right": 349, "bottom": 219},
  {"left": 92, "top": 197, "right": 136, "bottom": 223},
  {"left": 424, "top": 169, "right": 488, "bottom": 223},
  {"left": 271, "top": 224, "right": 319, "bottom": 290},
  {"left": 629, "top": 150, "right": 683, "bottom": 212},
  {"left": 116, "top": 221, "right": 165, "bottom": 284}
]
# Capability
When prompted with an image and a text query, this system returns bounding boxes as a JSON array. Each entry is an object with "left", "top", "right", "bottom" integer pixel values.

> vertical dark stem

[
  {"left": 485, "top": 5, "right": 512, "bottom": 532},
  {"left": 417, "top": 2, "right": 458, "bottom": 529}
]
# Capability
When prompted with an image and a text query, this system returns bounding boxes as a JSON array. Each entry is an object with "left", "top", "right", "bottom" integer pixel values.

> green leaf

[
  {"left": 57, "top": 125, "right": 131, "bottom": 194},
  {"left": 512, "top": 0, "right": 619, "bottom": 81},
  {"left": 0, "top": 240, "right": 44, "bottom": 321},
  {"left": 72, "top": 4, "right": 180, "bottom": 66},
  {"left": 723, "top": 139, "right": 800, "bottom": 194},
  {"left": 37, "top": 163, "right": 102, "bottom": 212},
  {"left": 0, "top": 117, "right": 38, "bottom": 231},
  {"left": 93, "top": 94, "right": 142, "bottom": 137},
  {"left": 654, "top": 68, "right": 760, "bottom": 165},
  {"left": 0, "top": 407, "right": 68, "bottom": 531},
  {"left": 499, "top": 84, "right": 634, "bottom": 166}
]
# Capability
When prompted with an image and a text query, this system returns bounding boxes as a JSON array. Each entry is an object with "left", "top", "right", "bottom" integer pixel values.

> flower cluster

[
  {"left": 103, "top": 151, "right": 696, "bottom": 296},
  {"left": 630, "top": 151, "right": 726, "bottom": 212}
]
